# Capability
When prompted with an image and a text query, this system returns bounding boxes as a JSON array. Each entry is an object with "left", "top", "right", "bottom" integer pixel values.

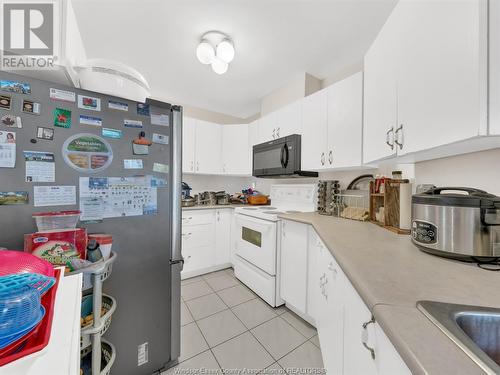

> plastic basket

[
  {"left": 80, "top": 294, "right": 117, "bottom": 350},
  {"left": 80, "top": 339, "right": 116, "bottom": 375},
  {"left": 32, "top": 210, "right": 81, "bottom": 231},
  {"left": 68, "top": 252, "right": 116, "bottom": 292},
  {"left": 0, "top": 273, "right": 55, "bottom": 296},
  {"left": 0, "top": 281, "right": 43, "bottom": 339},
  {"left": 0, "top": 250, "right": 55, "bottom": 277},
  {"left": 0, "top": 268, "right": 61, "bottom": 366}
]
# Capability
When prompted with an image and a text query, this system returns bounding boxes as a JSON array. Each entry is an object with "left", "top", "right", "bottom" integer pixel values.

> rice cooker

[{"left": 411, "top": 187, "right": 500, "bottom": 261}]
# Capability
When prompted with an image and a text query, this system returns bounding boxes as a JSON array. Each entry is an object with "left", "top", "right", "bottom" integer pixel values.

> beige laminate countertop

[
  {"left": 278, "top": 212, "right": 499, "bottom": 375},
  {"left": 182, "top": 204, "right": 244, "bottom": 211}
]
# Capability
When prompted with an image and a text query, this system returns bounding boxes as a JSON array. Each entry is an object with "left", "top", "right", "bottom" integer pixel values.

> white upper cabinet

[
  {"left": 275, "top": 99, "right": 303, "bottom": 138},
  {"left": 327, "top": 72, "right": 363, "bottom": 169},
  {"left": 301, "top": 89, "right": 328, "bottom": 170},
  {"left": 182, "top": 117, "right": 197, "bottom": 173},
  {"left": 491, "top": 0, "right": 500, "bottom": 134},
  {"left": 258, "top": 99, "right": 302, "bottom": 143},
  {"left": 363, "top": 0, "right": 489, "bottom": 164},
  {"left": 222, "top": 124, "right": 251, "bottom": 175},
  {"left": 258, "top": 111, "right": 278, "bottom": 143},
  {"left": 363, "top": 10, "right": 399, "bottom": 164},
  {"left": 396, "top": 0, "right": 487, "bottom": 155},
  {"left": 195, "top": 120, "right": 222, "bottom": 175}
]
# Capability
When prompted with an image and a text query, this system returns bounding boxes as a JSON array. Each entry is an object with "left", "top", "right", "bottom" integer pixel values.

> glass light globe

[
  {"left": 211, "top": 57, "right": 228, "bottom": 74},
  {"left": 196, "top": 41, "right": 215, "bottom": 64},
  {"left": 216, "top": 39, "right": 235, "bottom": 63}
]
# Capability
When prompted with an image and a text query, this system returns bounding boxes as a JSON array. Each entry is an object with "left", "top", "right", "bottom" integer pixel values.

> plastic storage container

[{"left": 32, "top": 210, "right": 81, "bottom": 231}]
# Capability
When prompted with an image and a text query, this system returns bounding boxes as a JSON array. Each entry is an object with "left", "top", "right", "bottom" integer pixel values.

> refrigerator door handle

[{"left": 171, "top": 106, "right": 183, "bottom": 265}]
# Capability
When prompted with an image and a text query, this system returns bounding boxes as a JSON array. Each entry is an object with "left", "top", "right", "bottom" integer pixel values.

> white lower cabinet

[
  {"left": 181, "top": 209, "right": 232, "bottom": 278},
  {"left": 215, "top": 209, "right": 232, "bottom": 265},
  {"left": 280, "top": 220, "right": 410, "bottom": 374},
  {"left": 280, "top": 220, "right": 309, "bottom": 315},
  {"left": 315, "top": 234, "right": 344, "bottom": 375}
]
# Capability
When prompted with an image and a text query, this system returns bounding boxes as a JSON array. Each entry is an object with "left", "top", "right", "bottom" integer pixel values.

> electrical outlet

[{"left": 138, "top": 342, "right": 149, "bottom": 366}]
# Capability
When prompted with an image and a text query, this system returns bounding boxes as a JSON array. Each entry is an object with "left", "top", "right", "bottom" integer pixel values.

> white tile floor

[{"left": 164, "top": 268, "right": 324, "bottom": 374}]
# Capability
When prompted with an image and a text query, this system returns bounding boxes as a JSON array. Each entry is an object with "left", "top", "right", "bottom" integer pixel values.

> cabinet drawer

[
  {"left": 182, "top": 245, "right": 216, "bottom": 274},
  {"left": 182, "top": 210, "right": 215, "bottom": 226},
  {"left": 182, "top": 224, "right": 214, "bottom": 249}
]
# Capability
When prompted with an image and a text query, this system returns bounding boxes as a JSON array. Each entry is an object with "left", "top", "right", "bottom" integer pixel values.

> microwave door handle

[
  {"left": 280, "top": 144, "right": 286, "bottom": 168},
  {"left": 283, "top": 143, "right": 289, "bottom": 168}
]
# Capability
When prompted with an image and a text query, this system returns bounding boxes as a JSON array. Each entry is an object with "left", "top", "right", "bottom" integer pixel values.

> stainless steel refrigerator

[{"left": 0, "top": 71, "right": 182, "bottom": 374}]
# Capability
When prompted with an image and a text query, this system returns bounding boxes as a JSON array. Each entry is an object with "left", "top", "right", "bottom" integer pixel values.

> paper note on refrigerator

[
  {"left": 33, "top": 186, "right": 76, "bottom": 207},
  {"left": 0, "top": 130, "right": 16, "bottom": 168},
  {"left": 79, "top": 176, "right": 157, "bottom": 220},
  {"left": 24, "top": 151, "right": 55, "bottom": 182}
]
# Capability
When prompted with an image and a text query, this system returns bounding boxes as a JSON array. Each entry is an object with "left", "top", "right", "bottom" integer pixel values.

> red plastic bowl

[
  {"left": 0, "top": 250, "right": 54, "bottom": 278},
  {"left": 0, "top": 268, "right": 60, "bottom": 366}
]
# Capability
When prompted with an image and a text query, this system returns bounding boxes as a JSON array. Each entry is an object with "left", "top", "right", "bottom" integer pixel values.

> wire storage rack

[
  {"left": 69, "top": 252, "right": 117, "bottom": 375},
  {"left": 331, "top": 193, "right": 370, "bottom": 221}
]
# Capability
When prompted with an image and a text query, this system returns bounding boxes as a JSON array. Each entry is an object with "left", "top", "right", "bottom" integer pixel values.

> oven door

[
  {"left": 235, "top": 214, "right": 277, "bottom": 275},
  {"left": 253, "top": 137, "right": 291, "bottom": 177}
]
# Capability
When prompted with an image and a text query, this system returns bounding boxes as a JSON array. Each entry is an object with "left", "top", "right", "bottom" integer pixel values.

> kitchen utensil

[
  {"left": 0, "top": 268, "right": 61, "bottom": 366},
  {"left": 0, "top": 283, "right": 43, "bottom": 338},
  {"left": 181, "top": 197, "right": 196, "bottom": 207},
  {"left": 0, "top": 250, "right": 54, "bottom": 277},
  {"left": 411, "top": 187, "right": 500, "bottom": 260}
]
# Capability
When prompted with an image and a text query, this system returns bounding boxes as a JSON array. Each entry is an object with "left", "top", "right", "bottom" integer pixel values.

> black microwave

[{"left": 252, "top": 134, "right": 318, "bottom": 178}]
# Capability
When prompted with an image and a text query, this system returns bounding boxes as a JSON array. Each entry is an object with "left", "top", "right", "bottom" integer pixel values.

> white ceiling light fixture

[
  {"left": 196, "top": 40, "right": 215, "bottom": 65},
  {"left": 196, "top": 31, "right": 235, "bottom": 74},
  {"left": 211, "top": 57, "right": 228, "bottom": 75}
]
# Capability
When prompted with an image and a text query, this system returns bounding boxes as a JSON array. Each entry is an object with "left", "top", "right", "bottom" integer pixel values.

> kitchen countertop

[
  {"left": 278, "top": 212, "right": 500, "bottom": 375},
  {"left": 182, "top": 204, "right": 244, "bottom": 210}
]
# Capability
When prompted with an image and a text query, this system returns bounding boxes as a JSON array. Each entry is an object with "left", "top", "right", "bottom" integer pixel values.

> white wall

[
  {"left": 183, "top": 174, "right": 252, "bottom": 195},
  {"left": 414, "top": 148, "right": 500, "bottom": 196}
]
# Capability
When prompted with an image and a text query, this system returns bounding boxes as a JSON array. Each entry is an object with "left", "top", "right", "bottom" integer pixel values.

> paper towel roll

[{"left": 399, "top": 183, "right": 412, "bottom": 230}]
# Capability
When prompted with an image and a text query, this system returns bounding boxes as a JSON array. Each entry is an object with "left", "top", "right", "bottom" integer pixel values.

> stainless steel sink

[{"left": 417, "top": 301, "right": 500, "bottom": 375}]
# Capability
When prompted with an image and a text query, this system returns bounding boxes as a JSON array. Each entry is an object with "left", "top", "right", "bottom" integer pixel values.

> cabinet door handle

[
  {"left": 386, "top": 127, "right": 395, "bottom": 150},
  {"left": 277, "top": 127, "right": 280, "bottom": 138},
  {"left": 182, "top": 217, "right": 192, "bottom": 221},
  {"left": 320, "top": 152, "right": 325, "bottom": 166},
  {"left": 196, "top": 161, "right": 199, "bottom": 171},
  {"left": 272, "top": 129, "right": 276, "bottom": 139},
  {"left": 394, "top": 124, "right": 404, "bottom": 150},
  {"left": 361, "top": 316, "right": 376, "bottom": 360},
  {"left": 328, "top": 150, "right": 333, "bottom": 165},
  {"left": 190, "top": 161, "right": 194, "bottom": 171}
]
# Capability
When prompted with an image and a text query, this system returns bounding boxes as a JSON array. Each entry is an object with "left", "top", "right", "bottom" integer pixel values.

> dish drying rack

[
  {"left": 69, "top": 252, "right": 117, "bottom": 374},
  {"left": 317, "top": 180, "right": 370, "bottom": 221}
]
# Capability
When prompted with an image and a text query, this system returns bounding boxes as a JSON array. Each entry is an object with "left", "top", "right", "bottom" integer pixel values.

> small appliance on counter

[
  {"left": 181, "top": 182, "right": 192, "bottom": 200},
  {"left": 411, "top": 187, "right": 500, "bottom": 262}
]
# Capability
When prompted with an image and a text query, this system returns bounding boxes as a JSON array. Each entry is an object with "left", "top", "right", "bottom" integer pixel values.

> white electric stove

[{"left": 233, "top": 184, "right": 317, "bottom": 306}]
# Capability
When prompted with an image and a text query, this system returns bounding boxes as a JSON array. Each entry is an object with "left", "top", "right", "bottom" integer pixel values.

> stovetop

[{"left": 235, "top": 184, "right": 317, "bottom": 221}]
